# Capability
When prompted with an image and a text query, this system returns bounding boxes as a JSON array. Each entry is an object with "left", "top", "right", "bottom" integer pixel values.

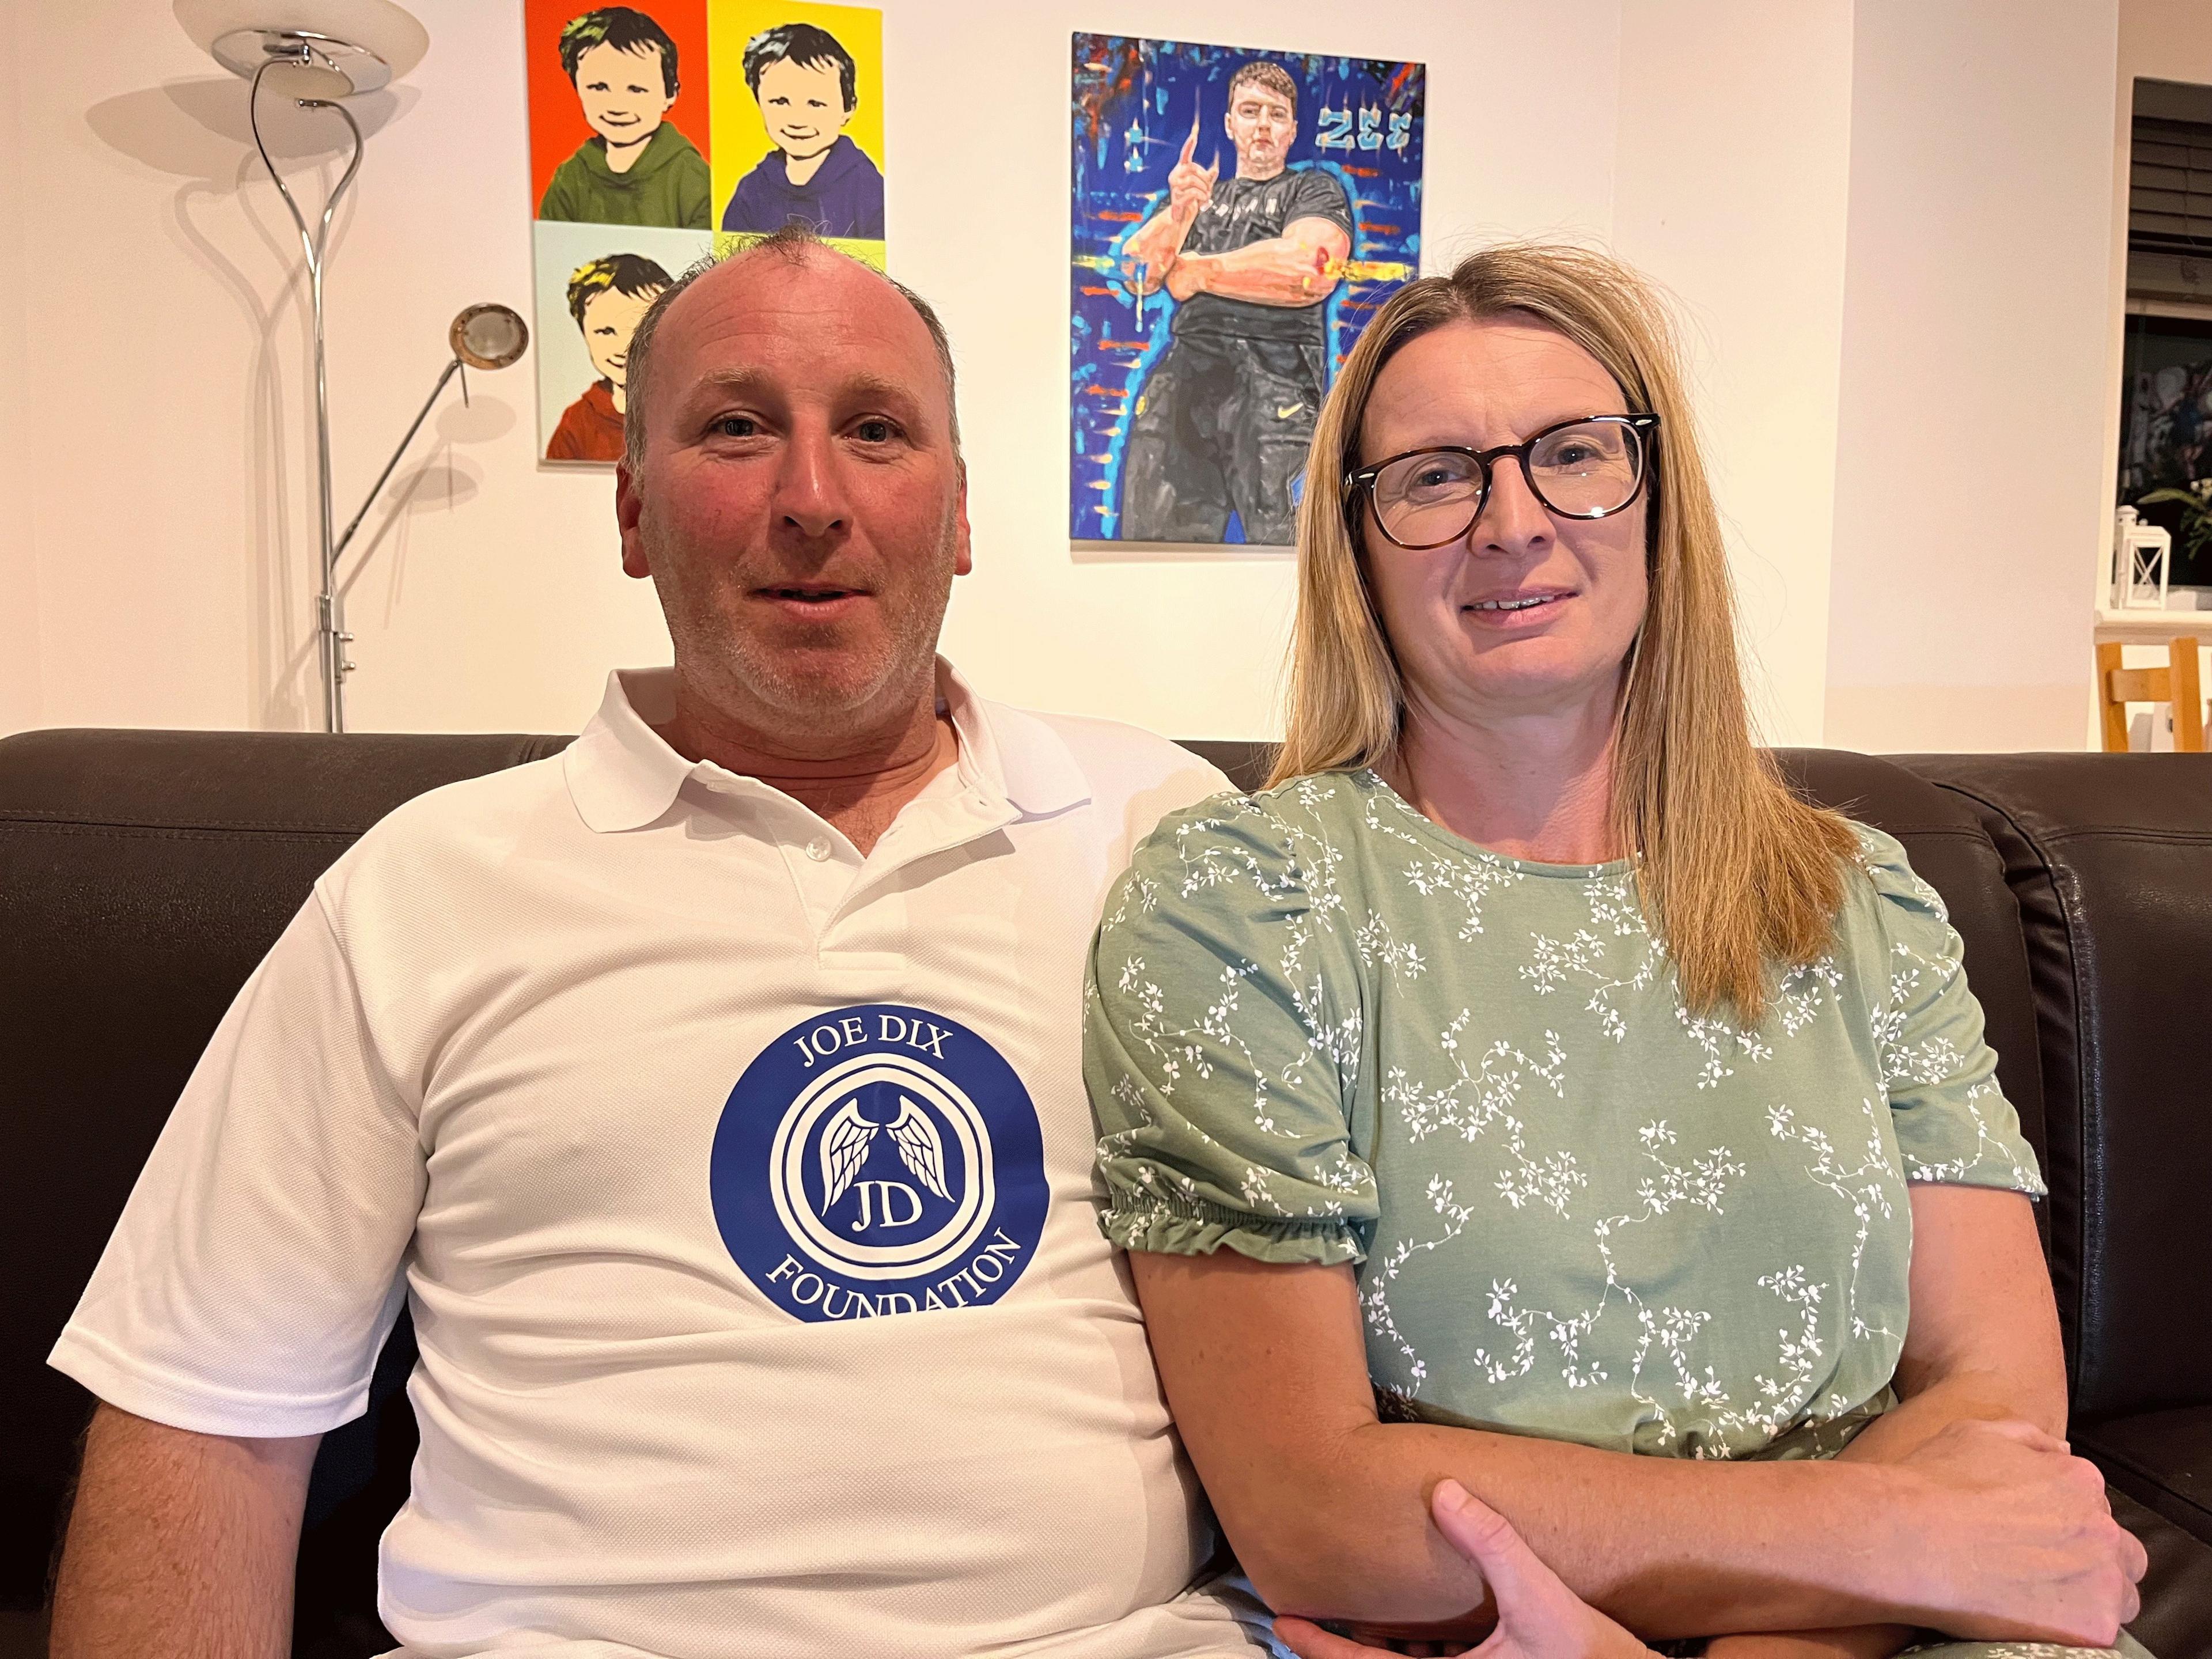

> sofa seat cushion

[
  {"left": 2080, "top": 1405, "right": 2212, "bottom": 1549},
  {"left": 2110, "top": 1483, "right": 2212, "bottom": 1657}
]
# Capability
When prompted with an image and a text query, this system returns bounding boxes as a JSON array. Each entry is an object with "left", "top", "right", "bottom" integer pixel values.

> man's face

[
  {"left": 616, "top": 249, "right": 971, "bottom": 738},
  {"left": 579, "top": 283, "right": 658, "bottom": 389},
  {"left": 1224, "top": 82, "right": 1295, "bottom": 179},
  {"left": 574, "top": 41, "right": 674, "bottom": 149},
  {"left": 755, "top": 56, "right": 853, "bottom": 161}
]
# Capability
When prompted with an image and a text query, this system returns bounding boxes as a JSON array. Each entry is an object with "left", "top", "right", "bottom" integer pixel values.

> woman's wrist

[{"left": 1835, "top": 1461, "right": 1938, "bottom": 1619}]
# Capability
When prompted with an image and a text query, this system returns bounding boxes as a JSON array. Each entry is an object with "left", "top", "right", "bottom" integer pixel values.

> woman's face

[{"left": 1357, "top": 315, "right": 1650, "bottom": 730}]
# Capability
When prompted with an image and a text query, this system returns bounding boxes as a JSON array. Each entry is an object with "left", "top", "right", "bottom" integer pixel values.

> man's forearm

[
  {"left": 1172, "top": 237, "right": 1342, "bottom": 306},
  {"left": 51, "top": 1403, "right": 318, "bottom": 1659},
  {"left": 1244, "top": 1419, "right": 1916, "bottom": 1641},
  {"left": 1122, "top": 208, "right": 1188, "bottom": 290}
]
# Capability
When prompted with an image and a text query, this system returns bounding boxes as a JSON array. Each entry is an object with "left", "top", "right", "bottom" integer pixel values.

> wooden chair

[{"left": 2097, "top": 635, "right": 2205, "bottom": 752}]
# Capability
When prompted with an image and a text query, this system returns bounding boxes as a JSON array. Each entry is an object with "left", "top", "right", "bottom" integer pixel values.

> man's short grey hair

[{"left": 621, "top": 224, "right": 961, "bottom": 472}]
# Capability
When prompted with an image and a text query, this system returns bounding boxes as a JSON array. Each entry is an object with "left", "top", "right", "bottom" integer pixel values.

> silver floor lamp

[{"left": 177, "top": 1, "right": 529, "bottom": 733}]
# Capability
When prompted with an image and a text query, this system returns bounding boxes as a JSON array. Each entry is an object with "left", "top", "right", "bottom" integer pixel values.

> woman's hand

[
  {"left": 1272, "top": 1481, "right": 1657, "bottom": 1659},
  {"left": 1886, "top": 1417, "right": 2143, "bottom": 1645}
]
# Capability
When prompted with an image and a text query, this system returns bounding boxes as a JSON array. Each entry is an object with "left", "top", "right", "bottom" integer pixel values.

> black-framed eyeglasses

[{"left": 1345, "top": 412, "right": 1661, "bottom": 550}]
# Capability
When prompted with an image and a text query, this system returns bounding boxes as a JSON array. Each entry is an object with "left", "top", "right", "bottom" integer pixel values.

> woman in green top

[{"left": 1084, "top": 244, "right": 2147, "bottom": 1659}]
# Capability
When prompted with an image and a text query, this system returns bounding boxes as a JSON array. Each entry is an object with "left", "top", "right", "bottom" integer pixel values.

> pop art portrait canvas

[
  {"left": 529, "top": 1, "right": 715, "bottom": 231},
  {"left": 709, "top": 0, "right": 887, "bottom": 268},
  {"left": 1071, "top": 35, "right": 1425, "bottom": 546},
  {"left": 525, "top": 1, "right": 885, "bottom": 461},
  {"left": 532, "top": 221, "right": 710, "bottom": 464}
]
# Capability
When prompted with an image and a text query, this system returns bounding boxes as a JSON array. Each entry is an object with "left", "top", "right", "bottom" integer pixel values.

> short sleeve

[
  {"left": 1857, "top": 829, "right": 2046, "bottom": 1196},
  {"left": 48, "top": 892, "right": 427, "bottom": 1437},
  {"left": 1289, "top": 166, "right": 1354, "bottom": 234},
  {"left": 1084, "top": 793, "right": 1377, "bottom": 1266}
]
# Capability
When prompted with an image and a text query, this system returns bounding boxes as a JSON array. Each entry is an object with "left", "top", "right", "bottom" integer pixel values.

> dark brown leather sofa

[{"left": 2, "top": 730, "right": 2207, "bottom": 1656}]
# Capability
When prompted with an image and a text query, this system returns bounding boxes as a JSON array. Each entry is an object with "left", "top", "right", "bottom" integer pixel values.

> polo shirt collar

[
  {"left": 563, "top": 661, "right": 1090, "bottom": 834},
  {"left": 938, "top": 662, "right": 1090, "bottom": 820},
  {"left": 563, "top": 669, "right": 693, "bottom": 833}
]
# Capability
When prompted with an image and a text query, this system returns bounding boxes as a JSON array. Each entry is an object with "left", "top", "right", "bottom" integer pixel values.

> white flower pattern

[{"left": 1088, "top": 773, "right": 2046, "bottom": 1469}]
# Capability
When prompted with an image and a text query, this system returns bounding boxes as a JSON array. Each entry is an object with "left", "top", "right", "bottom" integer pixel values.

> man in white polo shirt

[{"left": 45, "top": 230, "right": 1268, "bottom": 1658}]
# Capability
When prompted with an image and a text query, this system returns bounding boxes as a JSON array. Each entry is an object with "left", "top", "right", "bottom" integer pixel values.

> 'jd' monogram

[{"left": 849, "top": 1180, "right": 923, "bottom": 1232}]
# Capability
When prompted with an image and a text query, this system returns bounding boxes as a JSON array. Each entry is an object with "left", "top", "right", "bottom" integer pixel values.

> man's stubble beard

[{"left": 647, "top": 506, "right": 963, "bottom": 748}]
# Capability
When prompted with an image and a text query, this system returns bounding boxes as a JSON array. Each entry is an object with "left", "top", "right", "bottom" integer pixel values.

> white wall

[
  {"left": 6, "top": 0, "right": 1619, "bottom": 741},
  {"left": 918, "top": 0, "right": 1620, "bottom": 739},
  {"left": 1, "top": 1, "right": 2143, "bottom": 751},
  {"left": 0, "top": 28, "right": 39, "bottom": 736},
  {"left": 21, "top": 3, "right": 660, "bottom": 736},
  {"left": 1610, "top": 1, "right": 1856, "bottom": 747},
  {"left": 1823, "top": 0, "right": 2120, "bottom": 752}
]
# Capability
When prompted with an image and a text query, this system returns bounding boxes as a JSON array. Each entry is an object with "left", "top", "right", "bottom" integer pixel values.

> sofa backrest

[
  {"left": 1, "top": 726, "right": 2195, "bottom": 1638},
  {"left": 1901, "top": 753, "right": 2212, "bottom": 1426},
  {"left": 0, "top": 729, "right": 569, "bottom": 1621},
  {"left": 1778, "top": 748, "right": 2052, "bottom": 1179}
]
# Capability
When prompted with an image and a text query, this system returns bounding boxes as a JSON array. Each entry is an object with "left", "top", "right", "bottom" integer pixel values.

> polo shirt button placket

[{"left": 804, "top": 837, "right": 832, "bottom": 862}]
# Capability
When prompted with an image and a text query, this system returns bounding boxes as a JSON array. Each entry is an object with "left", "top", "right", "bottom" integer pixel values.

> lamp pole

[
  {"left": 249, "top": 48, "right": 365, "bottom": 733},
  {"left": 185, "top": 4, "right": 450, "bottom": 734}
]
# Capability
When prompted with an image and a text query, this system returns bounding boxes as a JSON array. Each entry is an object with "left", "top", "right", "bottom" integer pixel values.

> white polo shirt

[{"left": 51, "top": 664, "right": 1264, "bottom": 1659}]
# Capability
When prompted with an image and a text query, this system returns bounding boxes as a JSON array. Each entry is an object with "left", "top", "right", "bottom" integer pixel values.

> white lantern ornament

[{"left": 2115, "top": 505, "right": 2173, "bottom": 610}]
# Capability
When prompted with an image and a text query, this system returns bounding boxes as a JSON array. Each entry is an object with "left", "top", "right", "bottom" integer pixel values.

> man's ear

[
  {"left": 616, "top": 460, "right": 650, "bottom": 579},
  {"left": 953, "top": 459, "right": 974, "bottom": 578}
]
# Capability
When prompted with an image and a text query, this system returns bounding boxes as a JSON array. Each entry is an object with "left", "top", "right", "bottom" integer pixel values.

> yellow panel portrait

[{"left": 709, "top": 1, "right": 885, "bottom": 269}]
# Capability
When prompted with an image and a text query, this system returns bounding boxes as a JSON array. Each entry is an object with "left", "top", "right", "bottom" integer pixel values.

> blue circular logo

[{"left": 710, "top": 1004, "right": 1048, "bottom": 1323}]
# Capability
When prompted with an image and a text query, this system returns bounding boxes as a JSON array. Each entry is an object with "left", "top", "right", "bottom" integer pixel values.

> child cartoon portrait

[
  {"left": 546, "top": 252, "right": 675, "bottom": 462},
  {"left": 527, "top": 2, "right": 878, "bottom": 452},
  {"left": 719, "top": 22, "right": 883, "bottom": 238},
  {"left": 536, "top": 5, "right": 712, "bottom": 228}
]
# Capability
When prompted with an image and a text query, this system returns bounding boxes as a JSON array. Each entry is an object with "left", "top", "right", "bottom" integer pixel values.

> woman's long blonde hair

[{"left": 1274, "top": 241, "right": 1857, "bottom": 1021}]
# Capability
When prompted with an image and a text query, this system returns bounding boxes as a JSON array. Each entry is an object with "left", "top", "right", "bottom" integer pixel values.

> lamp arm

[{"left": 333, "top": 355, "right": 464, "bottom": 563}]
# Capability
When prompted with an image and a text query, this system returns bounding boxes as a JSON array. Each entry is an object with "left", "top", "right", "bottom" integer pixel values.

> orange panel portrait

[{"left": 527, "top": 0, "right": 714, "bottom": 229}]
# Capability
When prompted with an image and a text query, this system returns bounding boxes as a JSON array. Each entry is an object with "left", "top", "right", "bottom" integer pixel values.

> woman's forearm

[
  {"left": 1695, "top": 1368, "right": 2065, "bottom": 1652},
  {"left": 1840, "top": 1368, "right": 2064, "bottom": 1463},
  {"left": 1130, "top": 1247, "right": 2131, "bottom": 1649},
  {"left": 1684, "top": 1361, "right": 2070, "bottom": 1652},
  {"left": 1248, "top": 1419, "right": 1917, "bottom": 1640}
]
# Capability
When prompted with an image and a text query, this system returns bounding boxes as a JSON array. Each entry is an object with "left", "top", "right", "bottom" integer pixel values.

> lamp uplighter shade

[
  {"left": 451, "top": 304, "right": 530, "bottom": 371},
  {"left": 176, "top": 0, "right": 429, "bottom": 99}
]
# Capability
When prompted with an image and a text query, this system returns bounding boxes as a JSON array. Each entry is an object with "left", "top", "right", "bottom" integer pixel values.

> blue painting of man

[{"left": 1116, "top": 61, "right": 1353, "bottom": 545}]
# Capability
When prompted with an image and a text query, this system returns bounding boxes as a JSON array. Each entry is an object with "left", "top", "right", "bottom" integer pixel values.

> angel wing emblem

[
  {"left": 885, "top": 1097, "right": 952, "bottom": 1200},
  {"left": 819, "top": 1099, "right": 880, "bottom": 1213}
]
